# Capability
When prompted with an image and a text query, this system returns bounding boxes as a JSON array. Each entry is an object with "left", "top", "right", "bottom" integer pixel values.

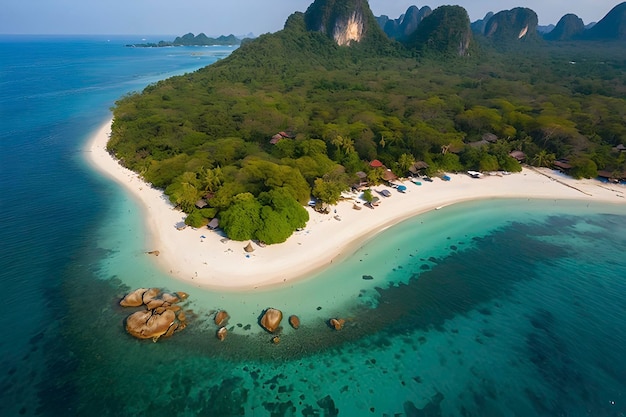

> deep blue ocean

[{"left": 2, "top": 35, "right": 626, "bottom": 417}]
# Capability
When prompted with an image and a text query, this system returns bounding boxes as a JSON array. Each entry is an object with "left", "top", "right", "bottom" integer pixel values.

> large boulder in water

[
  {"left": 330, "top": 318, "right": 345, "bottom": 330},
  {"left": 141, "top": 288, "right": 161, "bottom": 305},
  {"left": 119, "top": 288, "right": 148, "bottom": 307},
  {"left": 120, "top": 288, "right": 190, "bottom": 341},
  {"left": 125, "top": 309, "right": 176, "bottom": 340},
  {"left": 289, "top": 315, "right": 300, "bottom": 329},
  {"left": 214, "top": 310, "right": 229, "bottom": 326},
  {"left": 260, "top": 308, "right": 283, "bottom": 333}
]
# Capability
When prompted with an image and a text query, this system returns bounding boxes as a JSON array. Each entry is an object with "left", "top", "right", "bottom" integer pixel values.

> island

[
  {"left": 126, "top": 32, "right": 244, "bottom": 47},
  {"left": 97, "top": 0, "right": 626, "bottom": 289}
]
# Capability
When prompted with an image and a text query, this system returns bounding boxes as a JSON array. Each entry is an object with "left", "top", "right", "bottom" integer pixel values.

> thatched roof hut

[
  {"left": 208, "top": 218, "right": 219, "bottom": 230},
  {"left": 509, "top": 150, "right": 526, "bottom": 162},
  {"left": 244, "top": 242, "right": 255, "bottom": 253}
]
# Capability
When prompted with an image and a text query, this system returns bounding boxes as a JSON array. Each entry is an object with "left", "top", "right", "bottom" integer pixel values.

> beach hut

[
  {"left": 355, "top": 171, "right": 368, "bottom": 185},
  {"left": 244, "top": 242, "right": 255, "bottom": 253},
  {"left": 408, "top": 161, "right": 429, "bottom": 176},
  {"left": 483, "top": 133, "right": 498, "bottom": 143},
  {"left": 553, "top": 160, "right": 572, "bottom": 172},
  {"left": 382, "top": 169, "right": 398, "bottom": 182},
  {"left": 509, "top": 150, "right": 526, "bottom": 162},
  {"left": 208, "top": 218, "right": 219, "bottom": 230},
  {"left": 195, "top": 199, "right": 208, "bottom": 209}
]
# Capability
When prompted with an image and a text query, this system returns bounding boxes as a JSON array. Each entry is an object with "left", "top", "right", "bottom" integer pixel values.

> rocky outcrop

[
  {"left": 260, "top": 308, "right": 283, "bottom": 333},
  {"left": 544, "top": 14, "right": 585, "bottom": 40},
  {"left": 304, "top": 0, "right": 385, "bottom": 46},
  {"left": 126, "top": 309, "right": 176, "bottom": 340},
  {"left": 120, "top": 288, "right": 189, "bottom": 341},
  {"left": 484, "top": 8, "right": 539, "bottom": 41},
  {"left": 119, "top": 288, "right": 148, "bottom": 307}
]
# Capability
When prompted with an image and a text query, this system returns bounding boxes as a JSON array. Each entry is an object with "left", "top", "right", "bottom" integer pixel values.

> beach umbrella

[
  {"left": 244, "top": 242, "right": 255, "bottom": 253},
  {"left": 397, "top": 185, "right": 407, "bottom": 192}
]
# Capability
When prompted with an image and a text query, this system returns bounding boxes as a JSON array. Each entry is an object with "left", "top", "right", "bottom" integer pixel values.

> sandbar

[{"left": 86, "top": 119, "right": 626, "bottom": 290}]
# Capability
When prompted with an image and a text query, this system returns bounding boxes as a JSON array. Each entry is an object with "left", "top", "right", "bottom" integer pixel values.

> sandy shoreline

[{"left": 86, "top": 119, "right": 626, "bottom": 290}]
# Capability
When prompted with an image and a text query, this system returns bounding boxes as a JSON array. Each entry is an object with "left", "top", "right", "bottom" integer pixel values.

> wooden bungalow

[
  {"left": 382, "top": 169, "right": 398, "bottom": 182},
  {"left": 597, "top": 170, "right": 626, "bottom": 183},
  {"left": 369, "top": 159, "right": 384, "bottom": 168},
  {"left": 483, "top": 133, "right": 498, "bottom": 143},
  {"left": 208, "top": 218, "right": 219, "bottom": 230},
  {"left": 553, "top": 160, "right": 572, "bottom": 173},
  {"left": 408, "top": 161, "right": 429, "bottom": 176},
  {"left": 355, "top": 171, "right": 368, "bottom": 185},
  {"left": 509, "top": 150, "right": 526, "bottom": 162},
  {"left": 468, "top": 139, "right": 490, "bottom": 148}
]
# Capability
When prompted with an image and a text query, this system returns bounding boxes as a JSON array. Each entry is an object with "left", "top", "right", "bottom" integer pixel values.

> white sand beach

[{"left": 86, "top": 119, "right": 626, "bottom": 290}]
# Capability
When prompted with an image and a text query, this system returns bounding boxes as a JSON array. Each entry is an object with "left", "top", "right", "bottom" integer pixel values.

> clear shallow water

[{"left": 2, "top": 36, "right": 626, "bottom": 417}]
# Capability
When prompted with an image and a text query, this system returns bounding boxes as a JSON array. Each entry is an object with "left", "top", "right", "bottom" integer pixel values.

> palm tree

[{"left": 531, "top": 150, "right": 555, "bottom": 167}]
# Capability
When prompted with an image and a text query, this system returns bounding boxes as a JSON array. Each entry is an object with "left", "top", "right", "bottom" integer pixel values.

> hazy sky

[{"left": 1, "top": 0, "right": 621, "bottom": 37}]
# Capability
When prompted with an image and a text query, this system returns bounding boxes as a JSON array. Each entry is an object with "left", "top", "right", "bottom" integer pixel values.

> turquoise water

[{"left": 2, "top": 36, "right": 626, "bottom": 417}]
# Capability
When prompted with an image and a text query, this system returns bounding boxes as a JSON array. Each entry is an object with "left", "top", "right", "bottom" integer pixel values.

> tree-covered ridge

[{"left": 109, "top": 9, "right": 626, "bottom": 243}]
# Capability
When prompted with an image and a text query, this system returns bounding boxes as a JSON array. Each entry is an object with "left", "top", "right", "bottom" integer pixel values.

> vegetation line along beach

[{"left": 88, "top": 119, "right": 624, "bottom": 290}]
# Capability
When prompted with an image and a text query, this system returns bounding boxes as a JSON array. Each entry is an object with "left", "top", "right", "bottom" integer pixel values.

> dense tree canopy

[{"left": 108, "top": 18, "right": 626, "bottom": 242}]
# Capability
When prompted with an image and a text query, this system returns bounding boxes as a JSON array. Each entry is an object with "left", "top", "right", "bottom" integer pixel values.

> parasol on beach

[{"left": 244, "top": 242, "right": 255, "bottom": 253}]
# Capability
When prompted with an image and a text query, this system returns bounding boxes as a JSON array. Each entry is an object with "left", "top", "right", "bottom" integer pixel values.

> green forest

[{"left": 108, "top": 11, "right": 626, "bottom": 243}]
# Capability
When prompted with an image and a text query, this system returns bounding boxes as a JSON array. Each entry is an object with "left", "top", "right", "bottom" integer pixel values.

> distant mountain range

[
  {"left": 377, "top": 1, "right": 626, "bottom": 42},
  {"left": 126, "top": 33, "right": 245, "bottom": 48}
]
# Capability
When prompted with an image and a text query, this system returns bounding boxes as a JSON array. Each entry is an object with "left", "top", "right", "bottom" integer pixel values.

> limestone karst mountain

[
  {"left": 379, "top": 5, "right": 433, "bottom": 40},
  {"left": 484, "top": 7, "right": 539, "bottom": 41},
  {"left": 582, "top": 1, "right": 626, "bottom": 39},
  {"left": 405, "top": 5, "right": 472, "bottom": 56},
  {"left": 543, "top": 14, "right": 585, "bottom": 41},
  {"left": 303, "top": 0, "right": 385, "bottom": 45}
]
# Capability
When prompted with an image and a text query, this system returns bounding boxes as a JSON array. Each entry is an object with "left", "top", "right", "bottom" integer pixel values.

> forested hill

[
  {"left": 126, "top": 33, "right": 241, "bottom": 48},
  {"left": 108, "top": 4, "right": 626, "bottom": 244}
]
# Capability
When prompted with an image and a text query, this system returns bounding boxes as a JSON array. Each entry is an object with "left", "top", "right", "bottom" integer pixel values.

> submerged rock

[
  {"left": 329, "top": 318, "right": 346, "bottom": 331},
  {"left": 215, "top": 310, "right": 229, "bottom": 326},
  {"left": 217, "top": 326, "right": 228, "bottom": 341},
  {"left": 288, "top": 315, "right": 300, "bottom": 329},
  {"left": 175, "top": 291, "right": 189, "bottom": 300},
  {"left": 260, "top": 308, "right": 283, "bottom": 333}
]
